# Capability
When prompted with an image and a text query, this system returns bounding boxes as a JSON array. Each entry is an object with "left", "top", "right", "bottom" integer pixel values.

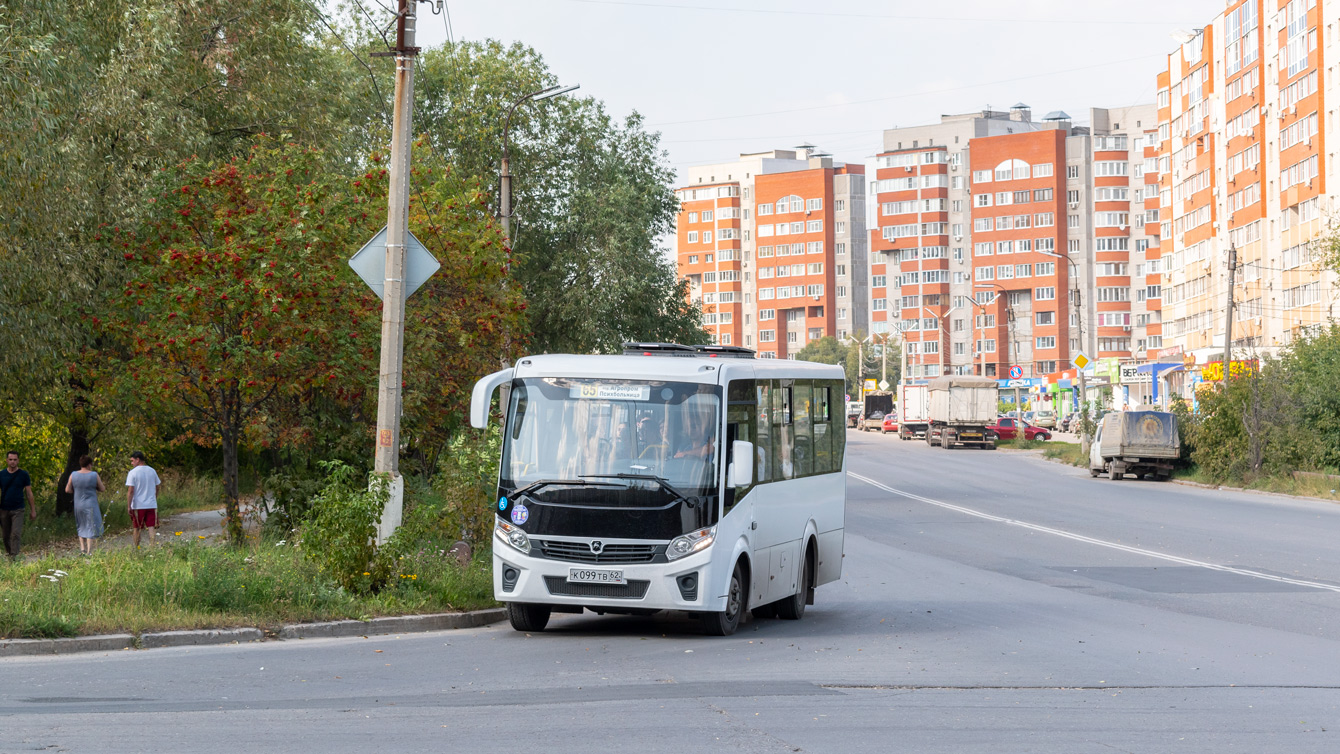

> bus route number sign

[{"left": 570, "top": 384, "right": 651, "bottom": 401}]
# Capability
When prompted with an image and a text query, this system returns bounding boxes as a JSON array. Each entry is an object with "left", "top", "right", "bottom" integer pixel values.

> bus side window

[
  {"left": 775, "top": 381, "right": 794, "bottom": 480},
  {"left": 755, "top": 383, "right": 772, "bottom": 483},
  {"left": 812, "top": 383, "right": 832, "bottom": 473},
  {"left": 793, "top": 381, "right": 813, "bottom": 477},
  {"left": 828, "top": 379, "right": 846, "bottom": 472}
]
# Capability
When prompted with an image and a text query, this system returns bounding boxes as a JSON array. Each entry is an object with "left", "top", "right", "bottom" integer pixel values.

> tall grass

[{"left": 0, "top": 538, "right": 495, "bottom": 639}]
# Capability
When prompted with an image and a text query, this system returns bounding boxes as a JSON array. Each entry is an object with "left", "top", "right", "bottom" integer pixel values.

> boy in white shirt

[{"left": 125, "top": 451, "right": 162, "bottom": 549}]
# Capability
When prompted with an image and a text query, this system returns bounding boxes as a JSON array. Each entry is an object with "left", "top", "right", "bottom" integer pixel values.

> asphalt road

[{"left": 5, "top": 432, "right": 1340, "bottom": 753}]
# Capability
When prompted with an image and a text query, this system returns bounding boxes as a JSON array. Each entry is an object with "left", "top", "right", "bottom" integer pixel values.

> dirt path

[{"left": 24, "top": 500, "right": 265, "bottom": 560}]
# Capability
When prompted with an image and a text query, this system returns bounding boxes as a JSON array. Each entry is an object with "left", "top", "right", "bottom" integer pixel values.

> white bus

[{"left": 470, "top": 343, "right": 847, "bottom": 636}]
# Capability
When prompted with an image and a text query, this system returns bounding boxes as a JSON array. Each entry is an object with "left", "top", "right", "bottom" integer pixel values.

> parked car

[
  {"left": 881, "top": 413, "right": 899, "bottom": 434},
  {"left": 1034, "top": 409, "right": 1056, "bottom": 428},
  {"left": 985, "top": 416, "right": 1052, "bottom": 441}
]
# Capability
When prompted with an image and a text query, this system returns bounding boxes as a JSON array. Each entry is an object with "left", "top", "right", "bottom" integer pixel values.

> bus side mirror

[
  {"left": 470, "top": 368, "right": 514, "bottom": 429},
  {"left": 729, "top": 441, "right": 754, "bottom": 488}
]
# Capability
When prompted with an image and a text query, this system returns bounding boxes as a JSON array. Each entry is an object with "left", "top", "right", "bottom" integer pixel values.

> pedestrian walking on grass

[
  {"left": 65, "top": 455, "right": 106, "bottom": 555},
  {"left": 0, "top": 450, "right": 37, "bottom": 561},
  {"left": 125, "top": 451, "right": 161, "bottom": 549}
]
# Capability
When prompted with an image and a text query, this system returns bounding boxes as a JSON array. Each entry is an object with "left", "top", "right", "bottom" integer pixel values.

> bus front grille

[
  {"left": 543, "top": 577, "right": 651, "bottom": 599},
  {"left": 536, "top": 540, "right": 660, "bottom": 564}
]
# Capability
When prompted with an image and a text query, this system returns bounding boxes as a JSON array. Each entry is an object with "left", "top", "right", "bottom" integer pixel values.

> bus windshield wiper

[
  {"left": 577, "top": 473, "right": 699, "bottom": 506},
  {"left": 509, "top": 478, "right": 622, "bottom": 499}
]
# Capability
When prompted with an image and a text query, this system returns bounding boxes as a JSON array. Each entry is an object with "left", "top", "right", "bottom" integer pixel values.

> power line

[
  {"left": 303, "top": 0, "right": 387, "bottom": 120},
  {"left": 557, "top": 0, "right": 1200, "bottom": 27},
  {"left": 651, "top": 53, "right": 1164, "bottom": 127}
]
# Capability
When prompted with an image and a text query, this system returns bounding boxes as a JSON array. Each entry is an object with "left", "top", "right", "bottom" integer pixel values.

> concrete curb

[
  {"left": 139, "top": 627, "right": 265, "bottom": 649},
  {"left": 278, "top": 608, "right": 507, "bottom": 640},
  {"left": 0, "top": 634, "right": 136, "bottom": 658},
  {"left": 1, "top": 608, "right": 507, "bottom": 658}
]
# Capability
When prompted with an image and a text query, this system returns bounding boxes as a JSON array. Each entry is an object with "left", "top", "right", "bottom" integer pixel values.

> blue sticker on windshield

[
  {"left": 498, "top": 496, "right": 508, "bottom": 511},
  {"left": 510, "top": 503, "right": 529, "bottom": 525}
]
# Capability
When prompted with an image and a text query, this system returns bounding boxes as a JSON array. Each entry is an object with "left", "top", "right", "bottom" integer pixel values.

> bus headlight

[
  {"left": 495, "top": 519, "right": 531, "bottom": 554},
  {"left": 667, "top": 526, "right": 715, "bottom": 561}
]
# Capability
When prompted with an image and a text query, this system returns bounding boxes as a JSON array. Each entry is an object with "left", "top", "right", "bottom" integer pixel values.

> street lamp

[
  {"left": 927, "top": 305, "right": 958, "bottom": 377},
  {"left": 965, "top": 293, "right": 998, "bottom": 377},
  {"left": 841, "top": 333, "right": 872, "bottom": 396},
  {"left": 1038, "top": 248, "right": 1089, "bottom": 451},
  {"left": 499, "top": 83, "right": 580, "bottom": 243},
  {"left": 976, "top": 282, "right": 1024, "bottom": 411}
]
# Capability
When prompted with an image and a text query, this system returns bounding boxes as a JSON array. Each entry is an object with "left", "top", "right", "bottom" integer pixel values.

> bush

[{"left": 300, "top": 461, "right": 391, "bottom": 592}]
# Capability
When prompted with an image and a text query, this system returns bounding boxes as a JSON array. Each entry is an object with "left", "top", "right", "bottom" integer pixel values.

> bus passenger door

[{"left": 723, "top": 375, "right": 765, "bottom": 607}]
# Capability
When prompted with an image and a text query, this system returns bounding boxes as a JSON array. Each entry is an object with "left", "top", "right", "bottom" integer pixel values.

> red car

[
  {"left": 986, "top": 416, "right": 1051, "bottom": 441},
  {"left": 881, "top": 413, "right": 899, "bottom": 434}
]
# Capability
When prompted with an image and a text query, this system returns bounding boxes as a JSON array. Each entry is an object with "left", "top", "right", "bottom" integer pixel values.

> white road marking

[{"left": 849, "top": 471, "right": 1340, "bottom": 594}]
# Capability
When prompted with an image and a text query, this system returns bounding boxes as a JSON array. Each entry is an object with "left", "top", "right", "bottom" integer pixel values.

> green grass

[
  {"left": 1170, "top": 466, "right": 1340, "bottom": 501},
  {"left": 20, "top": 470, "right": 232, "bottom": 552},
  {"left": 1040, "top": 441, "right": 1086, "bottom": 467},
  {"left": 996, "top": 438, "right": 1051, "bottom": 451},
  {"left": 0, "top": 538, "right": 496, "bottom": 639}
]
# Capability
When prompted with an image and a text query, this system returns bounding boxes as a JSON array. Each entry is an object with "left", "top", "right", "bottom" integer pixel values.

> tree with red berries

[{"left": 106, "top": 142, "right": 379, "bottom": 542}]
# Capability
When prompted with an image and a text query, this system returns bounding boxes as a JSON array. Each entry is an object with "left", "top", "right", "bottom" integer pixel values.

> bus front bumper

[{"left": 493, "top": 533, "right": 727, "bottom": 613}]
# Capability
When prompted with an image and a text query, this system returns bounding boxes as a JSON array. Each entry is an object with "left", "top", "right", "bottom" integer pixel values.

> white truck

[
  {"left": 897, "top": 383, "right": 930, "bottom": 440},
  {"left": 925, "top": 376, "right": 999, "bottom": 449},
  {"left": 1089, "top": 410, "right": 1180, "bottom": 481}
]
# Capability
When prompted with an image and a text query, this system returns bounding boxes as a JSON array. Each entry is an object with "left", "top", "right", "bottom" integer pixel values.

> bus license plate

[{"left": 568, "top": 568, "right": 625, "bottom": 585}]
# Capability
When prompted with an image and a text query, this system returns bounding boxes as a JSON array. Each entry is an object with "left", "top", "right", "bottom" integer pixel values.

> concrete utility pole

[
  {"left": 372, "top": 0, "right": 419, "bottom": 544},
  {"left": 1222, "top": 244, "right": 1237, "bottom": 382}
]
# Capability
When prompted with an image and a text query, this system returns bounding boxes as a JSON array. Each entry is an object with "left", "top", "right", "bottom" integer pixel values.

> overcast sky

[{"left": 417, "top": 0, "right": 1220, "bottom": 181}]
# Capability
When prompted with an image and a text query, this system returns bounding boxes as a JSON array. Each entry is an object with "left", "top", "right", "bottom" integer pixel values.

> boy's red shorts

[{"left": 130, "top": 508, "right": 158, "bottom": 529}]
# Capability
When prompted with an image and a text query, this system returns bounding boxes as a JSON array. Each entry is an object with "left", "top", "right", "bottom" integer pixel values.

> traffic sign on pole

[
  {"left": 348, "top": 225, "right": 441, "bottom": 300},
  {"left": 1008, "top": 365, "right": 1023, "bottom": 379}
]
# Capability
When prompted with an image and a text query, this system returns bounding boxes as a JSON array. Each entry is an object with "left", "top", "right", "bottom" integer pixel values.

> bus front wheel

[
  {"left": 506, "top": 602, "right": 551, "bottom": 632},
  {"left": 701, "top": 560, "right": 746, "bottom": 636}
]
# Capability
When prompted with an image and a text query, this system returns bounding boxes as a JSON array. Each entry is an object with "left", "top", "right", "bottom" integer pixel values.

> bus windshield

[{"left": 501, "top": 377, "right": 721, "bottom": 501}]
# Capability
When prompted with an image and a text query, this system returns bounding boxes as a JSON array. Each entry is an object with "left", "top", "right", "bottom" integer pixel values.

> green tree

[
  {"left": 0, "top": 0, "right": 367, "bottom": 510},
  {"left": 408, "top": 40, "right": 705, "bottom": 353},
  {"left": 104, "top": 142, "right": 379, "bottom": 542}
]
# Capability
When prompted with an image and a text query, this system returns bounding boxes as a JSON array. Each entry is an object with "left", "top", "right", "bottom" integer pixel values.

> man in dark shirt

[{"left": 0, "top": 450, "right": 37, "bottom": 560}]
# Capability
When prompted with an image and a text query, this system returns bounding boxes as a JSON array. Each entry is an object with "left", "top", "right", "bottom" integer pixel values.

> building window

[
  {"left": 1066, "top": 165, "right": 1080, "bottom": 179},
  {"left": 703, "top": 231, "right": 713, "bottom": 243},
  {"left": 1035, "top": 311, "right": 1054, "bottom": 325},
  {"left": 1035, "top": 287, "right": 1056, "bottom": 301},
  {"left": 687, "top": 231, "right": 698, "bottom": 243},
  {"left": 806, "top": 198, "right": 823, "bottom": 211},
  {"left": 1035, "top": 336, "right": 1056, "bottom": 349},
  {"left": 759, "top": 330, "right": 776, "bottom": 342}
]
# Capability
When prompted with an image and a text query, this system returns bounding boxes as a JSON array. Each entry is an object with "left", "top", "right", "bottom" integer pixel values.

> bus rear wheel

[
  {"left": 701, "top": 561, "right": 746, "bottom": 636},
  {"left": 506, "top": 602, "right": 551, "bottom": 632}
]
